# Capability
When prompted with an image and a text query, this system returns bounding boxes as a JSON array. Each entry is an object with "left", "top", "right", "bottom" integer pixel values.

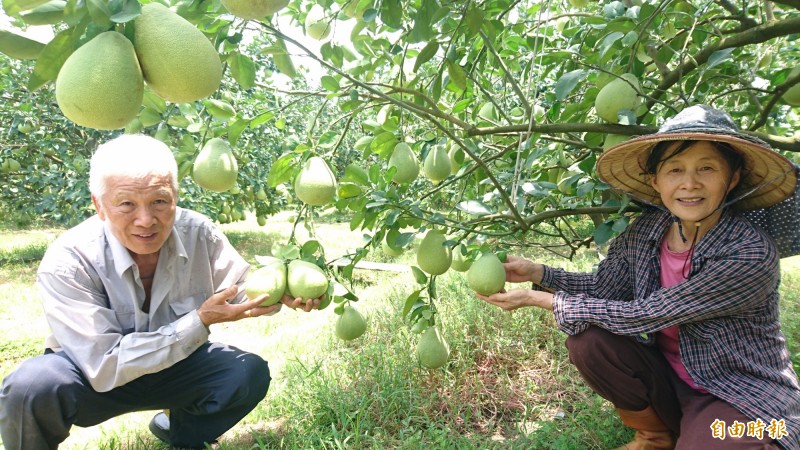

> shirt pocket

[{"left": 168, "top": 291, "right": 207, "bottom": 319}]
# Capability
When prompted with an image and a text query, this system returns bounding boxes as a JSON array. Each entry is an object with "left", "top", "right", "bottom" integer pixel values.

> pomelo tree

[{"left": 2, "top": 0, "right": 800, "bottom": 326}]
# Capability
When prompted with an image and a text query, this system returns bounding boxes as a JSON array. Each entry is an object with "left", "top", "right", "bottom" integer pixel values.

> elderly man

[{"left": 0, "top": 134, "right": 318, "bottom": 449}]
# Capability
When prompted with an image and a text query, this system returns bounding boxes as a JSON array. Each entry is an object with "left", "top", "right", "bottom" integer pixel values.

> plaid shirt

[{"left": 547, "top": 208, "right": 800, "bottom": 449}]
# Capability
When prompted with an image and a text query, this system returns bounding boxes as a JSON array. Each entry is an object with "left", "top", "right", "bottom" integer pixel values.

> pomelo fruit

[
  {"left": 388, "top": 142, "right": 419, "bottom": 184},
  {"left": 467, "top": 252, "right": 506, "bottom": 295},
  {"left": 220, "top": 0, "right": 289, "bottom": 19},
  {"left": 450, "top": 243, "right": 472, "bottom": 272},
  {"left": 416, "top": 230, "right": 452, "bottom": 275},
  {"left": 305, "top": 4, "right": 331, "bottom": 40},
  {"left": 448, "top": 144, "right": 465, "bottom": 175},
  {"left": 245, "top": 260, "right": 287, "bottom": 306},
  {"left": 134, "top": 2, "right": 222, "bottom": 103},
  {"left": 294, "top": 156, "right": 337, "bottom": 206},
  {"left": 193, "top": 138, "right": 238, "bottom": 192},
  {"left": 287, "top": 260, "right": 329, "bottom": 299},
  {"left": 55, "top": 31, "right": 143, "bottom": 130},
  {"left": 603, "top": 134, "right": 630, "bottom": 150},
  {"left": 335, "top": 305, "right": 368, "bottom": 341},
  {"left": 595, "top": 73, "right": 640, "bottom": 123},
  {"left": 417, "top": 326, "right": 449, "bottom": 369},
  {"left": 423, "top": 144, "right": 451, "bottom": 184}
]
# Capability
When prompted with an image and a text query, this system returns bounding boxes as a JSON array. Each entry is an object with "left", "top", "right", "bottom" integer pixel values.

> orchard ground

[{"left": 1, "top": 211, "right": 798, "bottom": 450}]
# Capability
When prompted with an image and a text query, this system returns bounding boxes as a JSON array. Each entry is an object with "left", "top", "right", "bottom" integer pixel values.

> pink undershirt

[{"left": 656, "top": 236, "right": 708, "bottom": 393}]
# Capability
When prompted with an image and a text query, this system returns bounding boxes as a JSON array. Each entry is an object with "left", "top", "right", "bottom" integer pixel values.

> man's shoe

[
  {"left": 148, "top": 411, "right": 171, "bottom": 444},
  {"left": 148, "top": 411, "right": 220, "bottom": 449}
]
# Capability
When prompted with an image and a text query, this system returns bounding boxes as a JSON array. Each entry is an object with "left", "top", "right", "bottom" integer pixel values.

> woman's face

[{"left": 650, "top": 141, "right": 740, "bottom": 225}]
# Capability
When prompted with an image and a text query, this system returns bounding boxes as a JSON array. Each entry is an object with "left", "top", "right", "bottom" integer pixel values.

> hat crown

[{"left": 659, "top": 104, "right": 739, "bottom": 135}]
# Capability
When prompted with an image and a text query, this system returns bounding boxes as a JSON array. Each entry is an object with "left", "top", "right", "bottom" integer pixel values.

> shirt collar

[{"left": 642, "top": 207, "right": 736, "bottom": 258}]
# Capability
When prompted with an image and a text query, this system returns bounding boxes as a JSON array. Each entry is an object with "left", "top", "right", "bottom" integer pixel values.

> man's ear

[{"left": 92, "top": 195, "right": 106, "bottom": 220}]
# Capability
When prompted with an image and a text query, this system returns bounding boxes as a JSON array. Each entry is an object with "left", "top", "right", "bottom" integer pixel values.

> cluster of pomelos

[{"left": 55, "top": 3, "right": 224, "bottom": 130}]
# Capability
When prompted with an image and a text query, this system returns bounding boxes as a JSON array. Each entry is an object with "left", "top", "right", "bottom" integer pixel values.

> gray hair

[{"left": 89, "top": 134, "right": 179, "bottom": 199}]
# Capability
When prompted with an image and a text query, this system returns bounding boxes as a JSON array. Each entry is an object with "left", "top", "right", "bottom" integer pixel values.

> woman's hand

[
  {"left": 476, "top": 289, "right": 554, "bottom": 312},
  {"left": 503, "top": 256, "right": 544, "bottom": 284}
]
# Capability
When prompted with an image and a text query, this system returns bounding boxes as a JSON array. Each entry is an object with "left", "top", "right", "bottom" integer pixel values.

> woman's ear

[
  {"left": 649, "top": 174, "right": 661, "bottom": 194},
  {"left": 728, "top": 168, "right": 741, "bottom": 193}
]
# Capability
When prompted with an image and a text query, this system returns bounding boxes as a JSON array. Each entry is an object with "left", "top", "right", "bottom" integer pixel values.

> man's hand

[
  {"left": 280, "top": 294, "right": 323, "bottom": 312},
  {"left": 197, "top": 285, "right": 282, "bottom": 327}
]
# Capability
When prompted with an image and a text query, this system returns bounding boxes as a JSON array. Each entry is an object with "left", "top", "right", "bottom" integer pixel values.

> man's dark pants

[{"left": 0, "top": 342, "right": 270, "bottom": 450}]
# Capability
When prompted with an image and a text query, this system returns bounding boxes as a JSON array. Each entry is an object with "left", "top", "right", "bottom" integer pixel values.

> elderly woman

[{"left": 476, "top": 105, "right": 799, "bottom": 449}]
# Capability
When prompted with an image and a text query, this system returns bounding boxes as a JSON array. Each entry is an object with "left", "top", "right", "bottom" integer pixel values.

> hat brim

[{"left": 597, "top": 132, "right": 797, "bottom": 211}]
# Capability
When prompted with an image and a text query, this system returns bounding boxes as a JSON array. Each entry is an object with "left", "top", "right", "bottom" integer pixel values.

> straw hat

[{"left": 596, "top": 104, "right": 797, "bottom": 211}]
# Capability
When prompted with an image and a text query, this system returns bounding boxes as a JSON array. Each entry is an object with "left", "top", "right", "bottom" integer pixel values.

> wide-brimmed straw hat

[{"left": 596, "top": 104, "right": 797, "bottom": 211}]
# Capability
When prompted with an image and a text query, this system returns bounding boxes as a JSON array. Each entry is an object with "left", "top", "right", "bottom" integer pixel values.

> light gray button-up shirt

[{"left": 37, "top": 207, "right": 249, "bottom": 392}]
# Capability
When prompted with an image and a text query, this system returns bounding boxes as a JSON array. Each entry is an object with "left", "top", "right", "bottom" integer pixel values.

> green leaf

[
  {"left": 267, "top": 153, "right": 296, "bottom": 187},
  {"left": 554, "top": 69, "right": 587, "bottom": 102},
  {"left": 229, "top": 52, "right": 256, "bottom": 89},
  {"left": 227, "top": 117, "right": 249, "bottom": 147},
  {"left": 413, "top": 40, "right": 439, "bottom": 73},
  {"left": 411, "top": 266, "right": 428, "bottom": 285},
  {"left": 706, "top": 48, "right": 734, "bottom": 70},
  {"left": 28, "top": 25, "right": 81, "bottom": 90},
  {"left": 594, "top": 221, "right": 614, "bottom": 245},
  {"left": 464, "top": 6, "right": 484, "bottom": 38},
  {"left": 380, "top": 0, "right": 402, "bottom": 29},
  {"left": 86, "top": 0, "right": 112, "bottom": 28},
  {"left": 0, "top": 30, "right": 45, "bottom": 60},
  {"left": 598, "top": 31, "right": 624, "bottom": 59},
  {"left": 320, "top": 75, "right": 340, "bottom": 92},
  {"left": 110, "top": 0, "right": 140, "bottom": 23},
  {"left": 456, "top": 200, "right": 493, "bottom": 216},
  {"left": 2, "top": 0, "right": 50, "bottom": 16},
  {"left": 20, "top": 0, "right": 66, "bottom": 25},
  {"left": 338, "top": 182, "right": 362, "bottom": 199},
  {"left": 402, "top": 289, "right": 422, "bottom": 318},
  {"left": 250, "top": 111, "right": 275, "bottom": 128},
  {"left": 446, "top": 59, "right": 466, "bottom": 92},
  {"left": 408, "top": 0, "right": 435, "bottom": 43},
  {"left": 203, "top": 99, "right": 236, "bottom": 121}
]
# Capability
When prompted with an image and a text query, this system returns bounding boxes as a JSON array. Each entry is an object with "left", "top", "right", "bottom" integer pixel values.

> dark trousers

[
  {"left": 566, "top": 326, "right": 783, "bottom": 449},
  {"left": 0, "top": 342, "right": 270, "bottom": 450}
]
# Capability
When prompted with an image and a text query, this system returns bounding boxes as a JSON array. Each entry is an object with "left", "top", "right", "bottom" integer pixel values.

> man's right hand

[{"left": 197, "top": 285, "right": 282, "bottom": 327}]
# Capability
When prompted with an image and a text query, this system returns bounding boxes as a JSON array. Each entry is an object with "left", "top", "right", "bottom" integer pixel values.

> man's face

[{"left": 92, "top": 174, "right": 177, "bottom": 257}]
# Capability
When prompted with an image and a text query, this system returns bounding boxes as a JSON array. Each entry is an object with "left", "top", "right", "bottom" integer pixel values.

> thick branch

[
  {"left": 469, "top": 122, "right": 800, "bottom": 152},
  {"left": 648, "top": 16, "right": 800, "bottom": 107}
]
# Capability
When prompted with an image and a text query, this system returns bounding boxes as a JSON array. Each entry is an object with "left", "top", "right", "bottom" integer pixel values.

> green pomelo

[
  {"left": 603, "top": 134, "right": 630, "bottom": 151},
  {"left": 467, "top": 253, "right": 506, "bottom": 295},
  {"left": 220, "top": 0, "right": 289, "bottom": 19},
  {"left": 287, "top": 260, "right": 329, "bottom": 299},
  {"left": 305, "top": 4, "right": 331, "bottom": 40},
  {"left": 448, "top": 144, "right": 465, "bottom": 175},
  {"left": 388, "top": 142, "right": 419, "bottom": 184},
  {"left": 416, "top": 230, "right": 452, "bottom": 275},
  {"left": 193, "top": 138, "right": 238, "bottom": 192},
  {"left": 450, "top": 243, "right": 472, "bottom": 272},
  {"left": 568, "top": 0, "right": 589, "bottom": 7},
  {"left": 342, "top": 0, "right": 368, "bottom": 19},
  {"left": 245, "top": 261, "right": 287, "bottom": 306},
  {"left": 55, "top": 32, "right": 143, "bottom": 130},
  {"left": 783, "top": 68, "right": 800, "bottom": 106},
  {"left": 134, "top": 3, "right": 222, "bottom": 103},
  {"left": 294, "top": 156, "right": 337, "bottom": 206},
  {"left": 335, "top": 305, "right": 368, "bottom": 341},
  {"left": 595, "top": 73, "right": 640, "bottom": 123},
  {"left": 417, "top": 326, "right": 450, "bottom": 369},
  {"left": 477, "top": 102, "right": 498, "bottom": 122},
  {"left": 423, "top": 145, "right": 451, "bottom": 183},
  {"left": 382, "top": 236, "right": 404, "bottom": 257}
]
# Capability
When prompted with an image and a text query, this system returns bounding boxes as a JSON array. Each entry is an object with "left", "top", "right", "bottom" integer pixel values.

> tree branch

[{"left": 647, "top": 16, "right": 800, "bottom": 108}]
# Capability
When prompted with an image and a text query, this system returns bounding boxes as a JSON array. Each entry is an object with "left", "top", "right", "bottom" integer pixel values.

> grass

[{"left": 0, "top": 211, "right": 798, "bottom": 449}]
